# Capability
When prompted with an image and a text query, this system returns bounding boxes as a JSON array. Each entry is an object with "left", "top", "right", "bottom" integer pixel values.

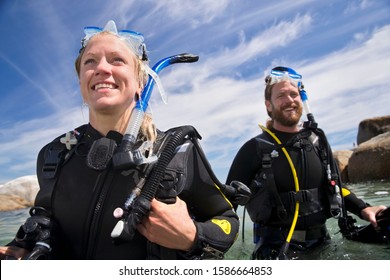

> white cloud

[
  {"left": 300, "top": 25, "right": 390, "bottom": 134},
  {"left": 203, "top": 14, "right": 313, "bottom": 72},
  {"left": 344, "top": 0, "right": 374, "bottom": 14},
  {"left": 162, "top": 0, "right": 230, "bottom": 27}
]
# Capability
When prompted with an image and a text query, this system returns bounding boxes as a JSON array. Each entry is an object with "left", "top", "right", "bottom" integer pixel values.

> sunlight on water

[{"left": 1, "top": 182, "right": 389, "bottom": 259}]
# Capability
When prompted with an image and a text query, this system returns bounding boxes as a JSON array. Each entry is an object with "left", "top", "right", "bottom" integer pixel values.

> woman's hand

[
  {"left": 0, "top": 246, "right": 29, "bottom": 260},
  {"left": 137, "top": 197, "right": 196, "bottom": 251}
]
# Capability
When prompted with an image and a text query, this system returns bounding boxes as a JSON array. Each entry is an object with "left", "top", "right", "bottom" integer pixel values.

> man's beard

[{"left": 271, "top": 102, "right": 303, "bottom": 127}]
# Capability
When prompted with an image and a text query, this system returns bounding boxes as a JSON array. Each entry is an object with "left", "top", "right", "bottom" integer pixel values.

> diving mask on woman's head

[
  {"left": 265, "top": 66, "right": 303, "bottom": 89},
  {"left": 80, "top": 20, "right": 148, "bottom": 61},
  {"left": 78, "top": 20, "right": 166, "bottom": 99}
]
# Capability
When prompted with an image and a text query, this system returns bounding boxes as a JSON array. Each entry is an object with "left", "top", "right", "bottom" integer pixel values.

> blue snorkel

[{"left": 112, "top": 53, "right": 199, "bottom": 169}]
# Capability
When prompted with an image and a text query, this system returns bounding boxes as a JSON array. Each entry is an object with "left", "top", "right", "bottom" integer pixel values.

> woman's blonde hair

[{"left": 75, "top": 32, "right": 157, "bottom": 142}]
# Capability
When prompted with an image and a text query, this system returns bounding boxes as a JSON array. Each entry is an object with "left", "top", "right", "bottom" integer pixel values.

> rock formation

[
  {"left": 0, "top": 175, "right": 38, "bottom": 211},
  {"left": 332, "top": 150, "right": 353, "bottom": 183},
  {"left": 333, "top": 115, "right": 390, "bottom": 183},
  {"left": 348, "top": 132, "right": 390, "bottom": 183},
  {"left": 357, "top": 115, "right": 390, "bottom": 145}
]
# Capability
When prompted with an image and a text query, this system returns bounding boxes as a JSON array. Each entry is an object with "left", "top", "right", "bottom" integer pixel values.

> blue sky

[{"left": 0, "top": 0, "right": 389, "bottom": 184}]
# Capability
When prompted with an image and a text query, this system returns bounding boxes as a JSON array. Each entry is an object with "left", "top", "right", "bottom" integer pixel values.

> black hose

[
  {"left": 140, "top": 126, "right": 198, "bottom": 201},
  {"left": 122, "top": 126, "right": 199, "bottom": 239}
]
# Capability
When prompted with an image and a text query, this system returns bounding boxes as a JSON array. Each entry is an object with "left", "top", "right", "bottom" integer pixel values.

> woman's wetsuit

[{"left": 23, "top": 124, "right": 239, "bottom": 259}]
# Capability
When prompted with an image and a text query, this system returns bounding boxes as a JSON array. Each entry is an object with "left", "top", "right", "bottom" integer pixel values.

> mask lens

[
  {"left": 82, "top": 27, "right": 103, "bottom": 48},
  {"left": 80, "top": 25, "right": 146, "bottom": 60},
  {"left": 84, "top": 26, "right": 102, "bottom": 36},
  {"left": 268, "top": 69, "right": 302, "bottom": 87}
]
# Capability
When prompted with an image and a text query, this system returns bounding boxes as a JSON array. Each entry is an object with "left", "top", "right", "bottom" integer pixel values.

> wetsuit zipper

[{"left": 84, "top": 166, "right": 115, "bottom": 259}]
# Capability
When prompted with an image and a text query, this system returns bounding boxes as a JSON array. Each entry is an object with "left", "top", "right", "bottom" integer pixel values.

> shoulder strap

[
  {"left": 254, "top": 133, "right": 288, "bottom": 220},
  {"left": 35, "top": 125, "right": 88, "bottom": 211}
]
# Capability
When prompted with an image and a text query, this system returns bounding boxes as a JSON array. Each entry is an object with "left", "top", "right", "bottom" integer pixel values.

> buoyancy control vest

[
  {"left": 246, "top": 128, "right": 339, "bottom": 228},
  {"left": 34, "top": 125, "right": 197, "bottom": 259}
]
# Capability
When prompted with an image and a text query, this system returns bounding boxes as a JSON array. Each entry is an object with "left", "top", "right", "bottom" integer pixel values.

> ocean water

[
  {"left": 1, "top": 182, "right": 389, "bottom": 259},
  {"left": 225, "top": 181, "right": 390, "bottom": 260}
]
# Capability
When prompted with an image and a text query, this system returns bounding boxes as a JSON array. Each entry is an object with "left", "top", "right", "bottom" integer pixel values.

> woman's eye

[
  {"left": 112, "top": 57, "right": 125, "bottom": 63},
  {"left": 83, "top": 58, "right": 95, "bottom": 65}
]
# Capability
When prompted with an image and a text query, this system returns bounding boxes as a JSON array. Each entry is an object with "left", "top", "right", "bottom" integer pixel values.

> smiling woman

[
  {"left": 0, "top": 20, "right": 239, "bottom": 260},
  {"left": 78, "top": 33, "right": 142, "bottom": 131}
]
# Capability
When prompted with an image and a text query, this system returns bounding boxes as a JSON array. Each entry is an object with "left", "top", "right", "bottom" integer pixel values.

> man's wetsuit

[
  {"left": 226, "top": 127, "right": 367, "bottom": 259},
  {"left": 15, "top": 124, "right": 239, "bottom": 259}
]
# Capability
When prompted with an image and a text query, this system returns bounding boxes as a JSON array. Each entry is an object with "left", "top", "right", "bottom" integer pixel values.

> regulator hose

[{"left": 112, "top": 125, "right": 199, "bottom": 241}]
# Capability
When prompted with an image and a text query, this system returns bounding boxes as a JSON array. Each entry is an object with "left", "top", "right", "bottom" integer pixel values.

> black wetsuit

[
  {"left": 19, "top": 124, "right": 239, "bottom": 259},
  {"left": 226, "top": 127, "right": 367, "bottom": 259}
]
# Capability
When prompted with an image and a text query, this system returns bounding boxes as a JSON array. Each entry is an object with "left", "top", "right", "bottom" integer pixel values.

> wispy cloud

[
  {"left": 0, "top": 52, "right": 62, "bottom": 111},
  {"left": 344, "top": 0, "right": 374, "bottom": 14}
]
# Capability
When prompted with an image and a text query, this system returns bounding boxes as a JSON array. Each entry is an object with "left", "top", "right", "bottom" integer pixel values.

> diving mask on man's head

[
  {"left": 265, "top": 66, "right": 303, "bottom": 89},
  {"left": 79, "top": 20, "right": 148, "bottom": 61}
]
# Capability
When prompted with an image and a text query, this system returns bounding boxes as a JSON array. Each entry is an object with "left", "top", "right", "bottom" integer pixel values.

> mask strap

[{"left": 143, "top": 64, "right": 168, "bottom": 104}]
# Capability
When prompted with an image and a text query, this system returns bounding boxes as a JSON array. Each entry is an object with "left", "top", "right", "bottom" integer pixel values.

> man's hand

[{"left": 361, "top": 205, "right": 387, "bottom": 228}]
